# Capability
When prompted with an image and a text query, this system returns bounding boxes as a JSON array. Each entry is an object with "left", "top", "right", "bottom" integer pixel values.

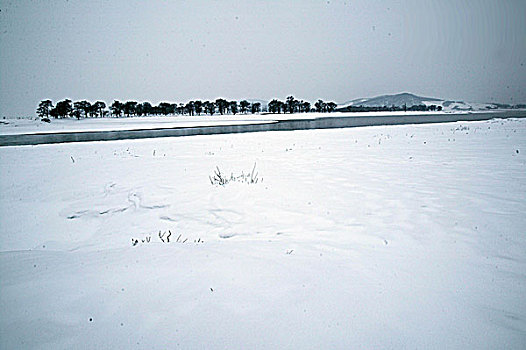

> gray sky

[{"left": 1, "top": 0, "right": 525, "bottom": 116}]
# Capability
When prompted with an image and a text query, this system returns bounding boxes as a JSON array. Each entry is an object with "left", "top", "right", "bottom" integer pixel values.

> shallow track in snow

[{"left": 1, "top": 110, "right": 525, "bottom": 146}]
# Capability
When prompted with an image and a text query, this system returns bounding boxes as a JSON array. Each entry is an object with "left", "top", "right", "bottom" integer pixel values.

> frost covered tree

[
  {"left": 286, "top": 96, "right": 298, "bottom": 113},
  {"left": 204, "top": 101, "right": 215, "bottom": 115},
  {"left": 111, "top": 100, "right": 123, "bottom": 117},
  {"left": 157, "top": 102, "right": 174, "bottom": 115},
  {"left": 268, "top": 100, "right": 276, "bottom": 113},
  {"left": 73, "top": 100, "right": 92, "bottom": 119},
  {"left": 215, "top": 98, "right": 228, "bottom": 115},
  {"left": 239, "top": 100, "right": 250, "bottom": 114},
  {"left": 229, "top": 101, "right": 238, "bottom": 115},
  {"left": 268, "top": 99, "right": 281, "bottom": 113},
  {"left": 278, "top": 101, "right": 286, "bottom": 113},
  {"left": 88, "top": 104, "right": 97, "bottom": 118},
  {"left": 301, "top": 101, "right": 311, "bottom": 113},
  {"left": 251, "top": 102, "right": 261, "bottom": 114},
  {"left": 55, "top": 99, "right": 73, "bottom": 118},
  {"left": 176, "top": 103, "right": 185, "bottom": 115},
  {"left": 326, "top": 102, "right": 337, "bottom": 113},
  {"left": 123, "top": 101, "right": 138, "bottom": 117},
  {"left": 315, "top": 99, "right": 326, "bottom": 113},
  {"left": 140, "top": 102, "right": 152, "bottom": 116},
  {"left": 36, "top": 100, "right": 53, "bottom": 119},
  {"left": 135, "top": 103, "right": 144, "bottom": 116},
  {"left": 194, "top": 100, "right": 203, "bottom": 115},
  {"left": 185, "top": 101, "right": 196, "bottom": 116},
  {"left": 34, "top": 96, "right": 333, "bottom": 118},
  {"left": 49, "top": 107, "right": 59, "bottom": 118}
]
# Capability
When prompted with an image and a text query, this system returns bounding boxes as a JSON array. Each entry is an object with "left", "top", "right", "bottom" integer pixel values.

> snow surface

[{"left": 1, "top": 118, "right": 525, "bottom": 349}]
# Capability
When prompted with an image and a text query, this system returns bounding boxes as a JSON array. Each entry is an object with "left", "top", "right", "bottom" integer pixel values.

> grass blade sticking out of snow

[{"left": 209, "top": 163, "right": 261, "bottom": 186}]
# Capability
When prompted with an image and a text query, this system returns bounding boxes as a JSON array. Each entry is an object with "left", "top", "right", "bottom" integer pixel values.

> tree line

[{"left": 36, "top": 96, "right": 339, "bottom": 119}]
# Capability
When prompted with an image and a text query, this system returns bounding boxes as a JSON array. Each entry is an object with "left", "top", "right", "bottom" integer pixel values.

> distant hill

[
  {"left": 337, "top": 92, "right": 514, "bottom": 112},
  {"left": 341, "top": 92, "right": 441, "bottom": 108}
]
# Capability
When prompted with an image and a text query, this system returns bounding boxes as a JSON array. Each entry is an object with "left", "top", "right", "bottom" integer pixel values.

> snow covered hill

[
  {"left": 340, "top": 92, "right": 441, "bottom": 108},
  {"left": 339, "top": 92, "right": 516, "bottom": 112}
]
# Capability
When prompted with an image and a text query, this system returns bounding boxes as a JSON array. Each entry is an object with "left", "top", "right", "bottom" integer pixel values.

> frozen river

[{"left": 1, "top": 110, "right": 525, "bottom": 146}]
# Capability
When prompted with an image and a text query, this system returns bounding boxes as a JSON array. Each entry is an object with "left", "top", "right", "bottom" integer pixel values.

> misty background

[{"left": 1, "top": 0, "right": 525, "bottom": 117}]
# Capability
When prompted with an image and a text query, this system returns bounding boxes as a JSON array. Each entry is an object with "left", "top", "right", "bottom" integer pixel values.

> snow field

[{"left": 1, "top": 118, "right": 525, "bottom": 348}]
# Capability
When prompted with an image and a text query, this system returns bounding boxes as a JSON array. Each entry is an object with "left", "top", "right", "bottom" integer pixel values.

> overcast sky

[{"left": 1, "top": 0, "right": 525, "bottom": 116}]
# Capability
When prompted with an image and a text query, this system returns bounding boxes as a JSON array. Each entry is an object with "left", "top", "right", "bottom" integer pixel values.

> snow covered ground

[
  {"left": 0, "top": 115, "right": 276, "bottom": 135},
  {"left": 1, "top": 118, "right": 525, "bottom": 349}
]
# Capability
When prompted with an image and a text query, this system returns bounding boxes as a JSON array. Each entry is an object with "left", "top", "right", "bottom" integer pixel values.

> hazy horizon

[{"left": 1, "top": 0, "right": 525, "bottom": 117}]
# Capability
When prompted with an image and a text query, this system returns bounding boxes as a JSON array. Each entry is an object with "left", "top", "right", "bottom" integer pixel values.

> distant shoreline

[{"left": 1, "top": 110, "right": 525, "bottom": 147}]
